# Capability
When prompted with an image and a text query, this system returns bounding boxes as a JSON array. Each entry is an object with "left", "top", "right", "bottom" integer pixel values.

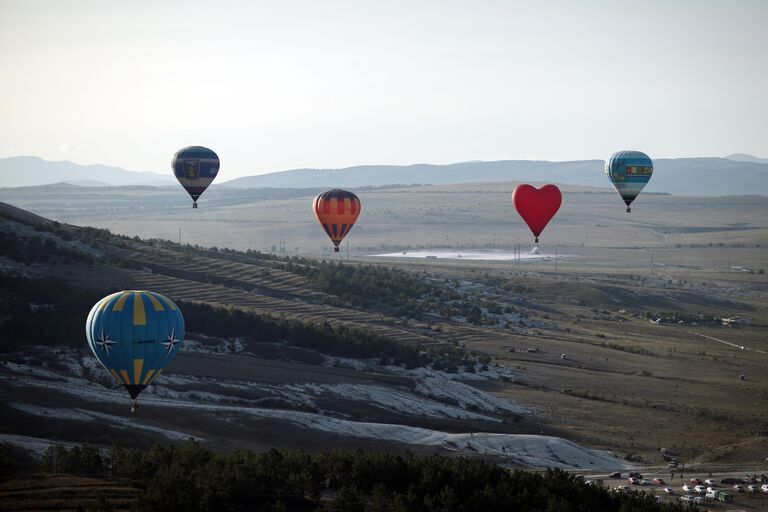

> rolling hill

[
  {"left": 0, "top": 156, "right": 173, "bottom": 188},
  {"left": 222, "top": 157, "right": 768, "bottom": 196},
  {"left": 2, "top": 155, "right": 768, "bottom": 196}
]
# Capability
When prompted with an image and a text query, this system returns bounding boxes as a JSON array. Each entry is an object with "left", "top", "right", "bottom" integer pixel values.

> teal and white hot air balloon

[
  {"left": 86, "top": 291, "right": 184, "bottom": 411},
  {"left": 605, "top": 150, "right": 653, "bottom": 213}
]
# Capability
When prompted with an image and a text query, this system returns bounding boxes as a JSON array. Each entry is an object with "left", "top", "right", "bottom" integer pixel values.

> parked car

[
  {"left": 682, "top": 485, "right": 693, "bottom": 493},
  {"left": 720, "top": 477, "right": 740, "bottom": 484},
  {"left": 627, "top": 477, "right": 639, "bottom": 485},
  {"left": 704, "top": 479, "right": 716, "bottom": 486},
  {"left": 653, "top": 478, "right": 665, "bottom": 485},
  {"left": 609, "top": 472, "right": 621, "bottom": 479},
  {"left": 747, "top": 485, "right": 758, "bottom": 493},
  {"left": 679, "top": 495, "right": 694, "bottom": 503},
  {"left": 640, "top": 479, "right": 652, "bottom": 486},
  {"left": 613, "top": 485, "right": 629, "bottom": 493},
  {"left": 667, "top": 461, "right": 678, "bottom": 469},
  {"left": 663, "top": 487, "right": 674, "bottom": 494},
  {"left": 690, "top": 478, "right": 702, "bottom": 485},
  {"left": 761, "top": 484, "right": 768, "bottom": 493},
  {"left": 694, "top": 485, "right": 706, "bottom": 494},
  {"left": 692, "top": 496, "right": 704, "bottom": 504},
  {"left": 629, "top": 472, "right": 643, "bottom": 479},
  {"left": 733, "top": 484, "right": 744, "bottom": 492}
]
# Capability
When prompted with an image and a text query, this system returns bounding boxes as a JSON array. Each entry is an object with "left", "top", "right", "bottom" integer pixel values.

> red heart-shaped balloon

[{"left": 512, "top": 184, "right": 562, "bottom": 243}]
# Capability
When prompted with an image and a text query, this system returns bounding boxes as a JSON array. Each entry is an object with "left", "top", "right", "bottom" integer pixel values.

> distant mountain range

[
  {"left": 0, "top": 156, "right": 174, "bottom": 188},
  {"left": 725, "top": 153, "right": 768, "bottom": 165},
  {"left": 223, "top": 157, "right": 768, "bottom": 196},
  {"left": 1, "top": 154, "right": 767, "bottom": 196}
]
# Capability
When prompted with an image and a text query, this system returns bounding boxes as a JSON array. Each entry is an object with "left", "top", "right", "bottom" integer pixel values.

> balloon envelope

[
  {"left": 312, "top": 189, "right": 361, "bottom": 252},
  {"left": 605, "top": 150, "right": 653, "bottom": 212},
  {"left": 85, "top": 291, "right": 184, "bottom": 400},
  {"left": 172, "top": 146, "right": 219, "bottom": 208},
  {"left": 512, "top": 184, "right": 562, "bottom": 243}
]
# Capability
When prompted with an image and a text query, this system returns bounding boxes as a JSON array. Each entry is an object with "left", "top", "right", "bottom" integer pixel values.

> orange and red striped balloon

[{"left": 312, "top": 189, "right": 361, "bottom": 252}]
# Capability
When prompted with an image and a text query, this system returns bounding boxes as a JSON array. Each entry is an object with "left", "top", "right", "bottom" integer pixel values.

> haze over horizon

[{"left": 1, "top": 0, "right": 767, "bottom": 179}]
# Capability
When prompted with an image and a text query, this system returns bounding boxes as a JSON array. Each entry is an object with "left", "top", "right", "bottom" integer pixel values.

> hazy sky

[{"left": 1, "top": 0, "right": 766, "bottom": 178}]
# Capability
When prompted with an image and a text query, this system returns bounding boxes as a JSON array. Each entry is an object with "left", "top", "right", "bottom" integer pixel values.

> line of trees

[
  {"left": 180, "top": 301, "right": 431, "bottom": 368},
  {"left": 0, "top": 231, "right": 95, "bottom": 265},
  {"left": 0, "top": 273, "right": 109, "bottom": 349},
  {"left": 0, "top": 271, "right": 474, "bottom": 369},
  {"left": 35, "top": 441, "right": 683, "bottom": 512},
  {"left": 285, "top": 260, "right": 446, "bottom": 318}
]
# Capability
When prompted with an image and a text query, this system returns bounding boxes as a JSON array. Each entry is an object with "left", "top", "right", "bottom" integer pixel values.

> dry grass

[{"left": 0, "top": 474, "right": 140, "bottom": 511}]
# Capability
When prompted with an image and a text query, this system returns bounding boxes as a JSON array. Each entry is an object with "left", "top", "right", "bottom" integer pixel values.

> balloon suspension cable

[
  {"left": 626, "top": 206, "right": 631, "bottom": 213},
  {"left": 130, "top": 399, "right": 138, "bottom": 413},
  {"left": 334, "top": 246, "right": 339, "bottom": 252}
]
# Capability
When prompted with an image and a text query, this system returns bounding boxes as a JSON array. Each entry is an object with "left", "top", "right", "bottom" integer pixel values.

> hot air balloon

[
  {"left": 512, "top": 184, "right": 562, "bottom": 243},
  {"left": 172, "top": 146, "right": 219, "bottom": 208},
  {"left": 605, "top": 150, "right": 653, "bottom": 213},
  {"left": 86, "top": 291, "right": 184, "bottom": 411},
  {"left": 312, "top": 189, "right": 361, "bottom": 252}
]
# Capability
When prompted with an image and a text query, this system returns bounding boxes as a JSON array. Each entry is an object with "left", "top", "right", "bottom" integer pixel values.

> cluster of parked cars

[
  {"left": 678, "top": 476, "right": 768, "bottom": 503},
  {"left": 609, "top": 472, "right": 768, "bottom": 503},
  {"left": 735, "top": 483, "right": 768, "bottom": 493},
  {"left": 611, "top": 472, "right": 668, "bottom": 494}
]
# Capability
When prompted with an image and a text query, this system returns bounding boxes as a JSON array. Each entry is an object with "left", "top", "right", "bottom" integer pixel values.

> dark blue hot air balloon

[
  {"left": 86, "top": 291, "right": 184, "bottom": 411},
  {"left": 605, "top": 150, "right": 653, "bottom": 213},
  {"left": 172, "top": 146, "right": 219, "bottom": 208}
]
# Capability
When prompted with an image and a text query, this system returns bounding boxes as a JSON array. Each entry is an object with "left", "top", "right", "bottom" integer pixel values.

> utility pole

[
  {"left": 555, "top": 246, "right": 558, "bottom": 272},
  {"left": 515, "top": 240, "right": 519, "bottom": 267},
  {"left": 346, "top": 239, "right": 349, "bottom": 261},
  {"left": 650, "top": 252, "right": 654, "bottom": 274},
  {"left": 179, "top": 228, "right": 182, "bottom": 245}
]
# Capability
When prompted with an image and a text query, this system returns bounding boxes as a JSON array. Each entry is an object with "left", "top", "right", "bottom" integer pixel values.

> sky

[{"left": 0, "top": 0, "right": 766, "bottom": 179}]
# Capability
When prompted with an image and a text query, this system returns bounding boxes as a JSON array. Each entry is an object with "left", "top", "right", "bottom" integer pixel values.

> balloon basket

[
  {"left": 626, "top": 206, "right": 631, "bottom": 213},
  {"left": 193, "top": 202, "right": 198, "bottom": 209},
  {"left": 333, "top": 247, "right": 339, "bottom": 253},
  {"left": 130, "top": 399, "right": 138, "bottom": 413}
]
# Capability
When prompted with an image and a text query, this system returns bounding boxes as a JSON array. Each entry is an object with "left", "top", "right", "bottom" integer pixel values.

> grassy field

[{"left": 1, "top": 182, "right": 766, "bottom": 262}]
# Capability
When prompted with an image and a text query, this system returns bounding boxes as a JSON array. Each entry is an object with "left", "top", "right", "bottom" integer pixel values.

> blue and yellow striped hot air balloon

[
  {"left": 605, "top": 150, "right": 653, "bottom": 213},
  {"left": 85, "top": 291, "right": 184, "bottom": 410}
]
